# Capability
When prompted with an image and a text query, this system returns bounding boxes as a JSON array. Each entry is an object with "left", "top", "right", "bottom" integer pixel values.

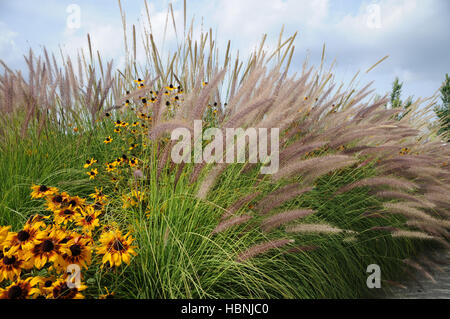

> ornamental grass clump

[{"left": 0, "top": 1, "right": 449, "bottom": 298}]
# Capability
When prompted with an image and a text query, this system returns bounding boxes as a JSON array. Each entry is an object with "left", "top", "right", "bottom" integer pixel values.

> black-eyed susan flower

[
  {"left": 54, "top": 207, "right": 80, "bottom": 225},
  {"left": 114, "top": 128, "right": 121, "bottom": 134},
  {"left": 84, "top": 158, "right": 97, "bottom": 168},
  {"left": 129, "top": 143, "right": 138, "bottom": 151},
  {"left": 3, "top": 216, "right": 45, "bottom": 254},
  {"left": 76, "top": 206, "right": 101, "bottom": 231},
  {"left": 104, "top": 136, "right": 113, "bottom": 144},
  {"left": 48, "top": 278, "right": 86, "bottom": 299},
  {"left": 134, "top": 78, "right": 143, "bottom": 84},
  {"left": 96, "top": 229, "right": 137, "bottom": 267},
  {"left": 0, "top": 277, "right": 40, "bottom": 299},
  {"left": 45, "top": 192, "right": 71, "bottom": 212},
  {"left": 106, "top": 162, "right": 116, "bottom": 172},
  {"left": 0, "top": 251, "right": 25, "bottom": 281},
  {"left": 31, "top": 226, "right": 65, "bottom": 269},
  {"left": 59, "top": 236, "right": 92, "bottom": 270},
  {"left": 66, "top": 196, "right": 86, "bottom": 210},
  {"left": 31, "top": 184, "right": 58, "bottom": 199},
  {"left": 32, "top": 275, "right": 56, "bottom": 298},
  {"left": 132, "top": 121, "right": 139, "bottom": 127},
  {"left": 89, "top": 187, "right": 107, "bottom": 201},
  {"left": 129, "top": 158, "right": 138, "bottom": 168},
  {"left": 165, "top": 84, "right": 175, "bottom": 91},
  {"left": 87, "top": 168, "right": 98, "bottom": 180}
]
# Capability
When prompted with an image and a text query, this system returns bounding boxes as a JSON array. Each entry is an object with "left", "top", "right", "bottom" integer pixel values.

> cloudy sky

[{"left": 1, "top": 0, "right": 449, "bottom": 103}]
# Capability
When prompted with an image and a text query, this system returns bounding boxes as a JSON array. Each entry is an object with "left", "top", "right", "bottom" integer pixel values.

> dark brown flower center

[
  {"left": 45, "top": 280, "right": 53, "bottom": 287},
  {"left": 68, "top": 200, "right": 77, "bottom": 207},
  {"left": 3, "top": 255, "right": 16, "bottom": 265},
  {"left": 42, "top": 239, "right": 54, "bottom": 252},
  {"left": 18, "top": 230, "right": 30, "bottom": 242},
  {"left": 85, "top": 215, "right": 94, "bottom": 223},
  {"left": 112, "top": 239, "right": 125, "bottom": 252},
  {"left": 39, "top": 185, "right": 48, "bottom": 192},
  {"left": 8, "top": 285, "right": 23, "bottom": 299},
  {"left": 70, "top": 244, "right": 82, "bottom": 257},
  {"left": 53, "top": 195, "right": 63, "bottom": 203}
]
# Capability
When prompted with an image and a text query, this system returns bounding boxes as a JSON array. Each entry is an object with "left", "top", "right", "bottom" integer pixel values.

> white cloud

[{"left": 0, "top": 21, "right": 20, "bottom": 64}]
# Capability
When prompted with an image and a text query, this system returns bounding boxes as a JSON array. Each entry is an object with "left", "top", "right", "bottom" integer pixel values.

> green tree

[
  {"left": 434, "top": 74, "right": 450, "bottom": 141},
  {"left": 388, "top": 77, "right": 412, "bottom": 120}
]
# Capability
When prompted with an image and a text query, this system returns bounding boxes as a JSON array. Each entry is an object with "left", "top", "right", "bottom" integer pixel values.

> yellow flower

[
  {"left": 129, "top": 158, "right": 138, "bottom": 168},
  {"left": 3, "top": 216, "right": 45, "bottom": 255},
  {"left": 30, "top": 226, "right": 65, "bottom": 269},
  {"left": 30, "top": 184, "right": 58, "bottom": 199},
  {"left": 48, "top": 278, "right": 87, "bottom": 299},
  {"left": 90, "top": 187, "right": 108, "bottom": 202},
  {"left": 104, "top": 136, "right": 113, "bottom": 144},
  {"left": 54, "top": 207, "right": 80, "bottom": 225},
  {"left": 0, "top": 277, "right": 40, "bottom": 299},
  {"left": 76, "top": 205, "right": 101, "bottom": 231},
  {"left": 59, "top": 236, "right": 92, "bottom": 270},
  {"left": 87, "top": 168, "right": 98, "bottom": 180},
  {"left": 0, "top": 250, "right": 25, "bottom": 282},
  {"left": 96, "top": 229, "right": 137, "bottom": 268},
  {"left": 105, "top": 162, "right": 116, "bottom": 172},
  {"left": 83, "top": 158, "right": 97, "bottom": 168},
  {"left": 114, "top": 128, "right": 121, "bottom": 134}
]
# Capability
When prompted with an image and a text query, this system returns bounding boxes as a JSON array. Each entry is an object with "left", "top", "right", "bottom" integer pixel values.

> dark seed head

[
  {"left": 42, "top": 239, "right": 55, "bottom": 252},
  {"left": 112, "top": 239, "right": 125, "bottom": 251},
  {"left": 39, "top": 185, "right": 48, "bottom": 192},
  {"left": 70, "top": 244, "right": 82, "bottom": 257},
  {"left": 3, "top": 255, "right": 16, "bottom": 265},
  {"left": 85, "top": 215, "right": 94, "bottom": 223},
  {"left": 45, "top": 280, "right": 53, "bottom": 287},
  {"left": 8, "top": 285, "right": 23, "bottom": 299},
  {"left": 17, "top": 230, "right": 30, "bottom": 242}
]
